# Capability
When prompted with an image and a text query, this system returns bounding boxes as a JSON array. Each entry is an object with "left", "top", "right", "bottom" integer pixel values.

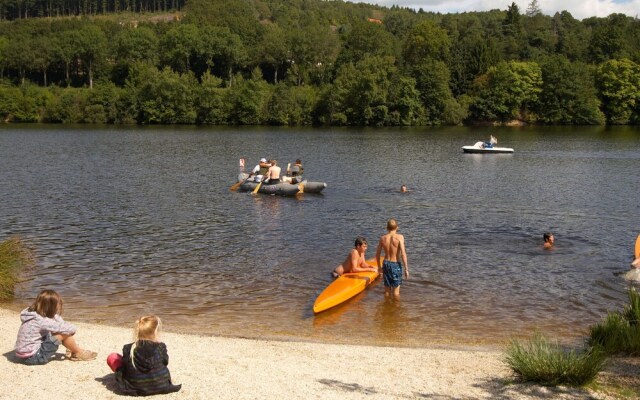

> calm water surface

[{"left": 1, "top": 125, "right": 639, "bottom": 347}]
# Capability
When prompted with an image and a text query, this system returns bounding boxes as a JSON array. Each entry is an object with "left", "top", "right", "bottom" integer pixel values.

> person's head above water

[{"left": 543, "top": 232, "right": 554, "bottom": 248}]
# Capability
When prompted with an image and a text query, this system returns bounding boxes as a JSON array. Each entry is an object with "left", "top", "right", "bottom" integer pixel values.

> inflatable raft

[{"left": 236, "top": 173, "right": 327, "bottom": 196}]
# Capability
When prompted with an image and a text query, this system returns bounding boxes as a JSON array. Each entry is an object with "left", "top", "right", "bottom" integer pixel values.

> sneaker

[{"left": 69, "top": 349, "right": 97, "bottom": 361}]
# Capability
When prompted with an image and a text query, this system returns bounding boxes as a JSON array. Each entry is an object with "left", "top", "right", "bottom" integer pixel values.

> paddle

[
  {"left": 252, "top": 180, "right": 263, "bottom": 195},
  {"left": 230, "top": 177, "right": 249, "bottom": 192}
]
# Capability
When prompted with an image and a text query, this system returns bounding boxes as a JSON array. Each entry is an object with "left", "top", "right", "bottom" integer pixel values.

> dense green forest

[{"left": 0, "top": 0, "right": 638, "bottom": 126}]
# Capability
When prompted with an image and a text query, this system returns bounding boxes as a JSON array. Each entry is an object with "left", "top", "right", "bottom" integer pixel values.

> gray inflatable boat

[{"left": 236, "top": 173, "right": 327, "bottom": 196}]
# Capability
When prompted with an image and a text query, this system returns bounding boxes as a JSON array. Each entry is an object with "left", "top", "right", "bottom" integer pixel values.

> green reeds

[
  {"left": 0, "top": 236, "right": 34, "bottom": 300},
  {"left": 623, "top": 287, "right": 640, "bottom": 326},
  {"left": 588, "top": 288, "right": 640, "bottom": 355},
  {"left": 505, "top": 332, "right": 605, "bottom": 386}
]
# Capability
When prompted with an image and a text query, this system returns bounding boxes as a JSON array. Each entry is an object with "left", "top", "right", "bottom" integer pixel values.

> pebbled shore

[{"left": 0, "top": 308, "right": 612, "bottom": 399}]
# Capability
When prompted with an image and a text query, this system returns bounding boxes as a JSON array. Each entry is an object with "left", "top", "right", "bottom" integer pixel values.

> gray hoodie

[{"left": 14, "top": 308, "right": 76, "bottom": 358}]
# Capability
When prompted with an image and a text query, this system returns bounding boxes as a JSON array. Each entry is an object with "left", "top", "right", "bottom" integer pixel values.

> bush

[
  {"left": 0, "top": 237, "right": 34, "bottom": 300},
  {"left": 588, "top": 288, "right": 640, "bottom": 355},
  {"left": 505, "top": 332, "right": 605, "bottom": 386}
]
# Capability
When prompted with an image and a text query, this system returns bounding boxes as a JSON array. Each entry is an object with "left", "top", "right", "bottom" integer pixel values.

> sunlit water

[{"left": 1, "top": 125, "right": 639, "bottom": 347}]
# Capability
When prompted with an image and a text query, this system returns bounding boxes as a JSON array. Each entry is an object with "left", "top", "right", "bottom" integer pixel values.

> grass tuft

[
  {"left": 588, "top": 289, "right": 640, "bottom": 356},
  {"left": 0, "top": 236, "right": 34, "bottom": 300},
  {"left": 623, "top": 287, "right": 640, "bottom": 327},
  {"left": 505, "top": 332, "right": 605, "bottom": 386}
]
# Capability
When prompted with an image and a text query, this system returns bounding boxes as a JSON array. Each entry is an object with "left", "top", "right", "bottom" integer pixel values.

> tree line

[
  {"left": 0, "top": 0, "right": 185, "bottom": 19},
  {"left": 0, "top": 0, "right": 638, "bottom": 126}
]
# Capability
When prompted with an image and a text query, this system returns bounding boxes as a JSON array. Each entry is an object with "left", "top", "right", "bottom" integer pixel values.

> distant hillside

[{"left": 0, "top": 0, "right": 637, "bottom": 126}]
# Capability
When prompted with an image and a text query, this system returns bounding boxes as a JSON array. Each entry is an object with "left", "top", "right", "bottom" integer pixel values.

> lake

[{"left": 1, "top": 125, "right": 639, "bottom": 347}]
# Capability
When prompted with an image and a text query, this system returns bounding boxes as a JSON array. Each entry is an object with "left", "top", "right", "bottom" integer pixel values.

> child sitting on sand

[
  {"left": 108, "top": 315, "right": 181, "bottom": 396},
  {"left": 15, "top": 289, "right": 97, "bottom": 364}
]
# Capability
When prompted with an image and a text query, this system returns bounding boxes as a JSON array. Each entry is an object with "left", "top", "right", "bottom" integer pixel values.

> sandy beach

[{"left": 0, "top": 308, "right": 618, "bottom": 399}]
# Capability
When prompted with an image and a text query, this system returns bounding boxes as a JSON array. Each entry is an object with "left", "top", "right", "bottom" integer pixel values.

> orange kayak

[
  {"left": 313, "top": 258, "right": 380, "bottom": 314},
  {"left": 635, "top": 234, "right": 640, "bottom": 259}
]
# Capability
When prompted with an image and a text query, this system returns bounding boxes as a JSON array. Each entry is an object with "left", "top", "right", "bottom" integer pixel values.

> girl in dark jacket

[{"left": 107, "top": 315, "right": 181, "bottom": 396}]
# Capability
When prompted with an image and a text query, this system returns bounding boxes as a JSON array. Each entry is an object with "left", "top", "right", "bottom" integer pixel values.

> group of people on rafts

[{"left": 248, "top": 158, "right": 304, "bottom": 184}]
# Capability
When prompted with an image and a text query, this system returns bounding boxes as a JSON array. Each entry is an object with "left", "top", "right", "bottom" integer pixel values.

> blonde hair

[
  {"left": 29, "top": 289, "right": 62, "bottom": 318},
  {"left": 387, "top": 218, "right": 398, "bottom": 231},
  {"left": 130, "top": 315, "right": 161, "bottom": 369}
]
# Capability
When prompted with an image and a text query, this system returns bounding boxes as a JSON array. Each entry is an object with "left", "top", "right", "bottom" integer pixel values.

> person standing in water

[{"left": 376, "top": 219, "right": 409, "bottom": 299}]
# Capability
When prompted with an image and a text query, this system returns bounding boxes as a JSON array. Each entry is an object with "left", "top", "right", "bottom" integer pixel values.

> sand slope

[{"left": 0, "top": 308, "right": 608, "bottom": 399}]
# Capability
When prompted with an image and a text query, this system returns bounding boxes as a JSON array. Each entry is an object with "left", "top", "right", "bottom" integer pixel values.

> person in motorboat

[
  {"left": 484, "top": 135, "right": 498, "bottom": 148},
  {"left": 249, "top": 158, "right": 271, "bottom": 182},
  {"left": 543, "top": 232, "right": 554, "bottom": 249},
  {"left": 332, "top": 237, "right": 378, "bottom": 278},
  {"left": 264, "top": 159, "right": 281, "bottom": 184}
]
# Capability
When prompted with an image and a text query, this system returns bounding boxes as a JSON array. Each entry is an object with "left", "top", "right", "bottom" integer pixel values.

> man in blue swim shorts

[
  {"left": 375, "top": 218, "right": 409, "bottom": 299},
  {"left": 382, "top": 260, "right": 403, "bottom": 288}
]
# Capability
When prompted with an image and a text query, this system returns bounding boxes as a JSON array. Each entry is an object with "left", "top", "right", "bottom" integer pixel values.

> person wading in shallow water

[{"left": 376, "top": 219, "right": 409, "bottom": 300}]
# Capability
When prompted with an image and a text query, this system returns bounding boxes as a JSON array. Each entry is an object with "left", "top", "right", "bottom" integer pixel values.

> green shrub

[
  {"left": 624, "top": 287, "right": 640, "bottom": 326},
  {"left": 588, "top": 289, "right": 640, "bottom": 355},
  {"left": 505, "top": 332, "right": 605, "bottom": 386},
  {"left": 0, "top": 237, "right": 34, "bottom": 300}
]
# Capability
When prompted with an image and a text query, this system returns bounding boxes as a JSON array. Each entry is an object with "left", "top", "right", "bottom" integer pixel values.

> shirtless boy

[
  {"left": 333, "top": 237, "right": 377, "bottom": 278},
  {"left": 375, "top": 219, "right": 409, "bottom": 299},
  {"left": 265, "top": 160, "right": 281, "bottom": 183},
  {"left": 543, "top": 232, "right": 554, "bottom": 249}
]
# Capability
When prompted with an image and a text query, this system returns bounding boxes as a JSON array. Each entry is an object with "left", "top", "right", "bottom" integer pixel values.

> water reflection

[{"left": 1, "top": 125, "right": 639, "bottom": 347}]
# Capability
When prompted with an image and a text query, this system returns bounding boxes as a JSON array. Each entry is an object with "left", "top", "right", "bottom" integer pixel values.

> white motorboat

[{"left": 462, "top": 136, "right": 514, "bottom": 154}]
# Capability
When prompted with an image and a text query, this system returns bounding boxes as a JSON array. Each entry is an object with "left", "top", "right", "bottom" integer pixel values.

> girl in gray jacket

[{"left": 15, "top": 289, "right": 96, "bottom": 364}]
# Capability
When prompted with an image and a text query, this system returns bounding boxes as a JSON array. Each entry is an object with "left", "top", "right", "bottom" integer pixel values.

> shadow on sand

[{"left": 2, "top": 349, "right": 68, "bottom": 364}]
